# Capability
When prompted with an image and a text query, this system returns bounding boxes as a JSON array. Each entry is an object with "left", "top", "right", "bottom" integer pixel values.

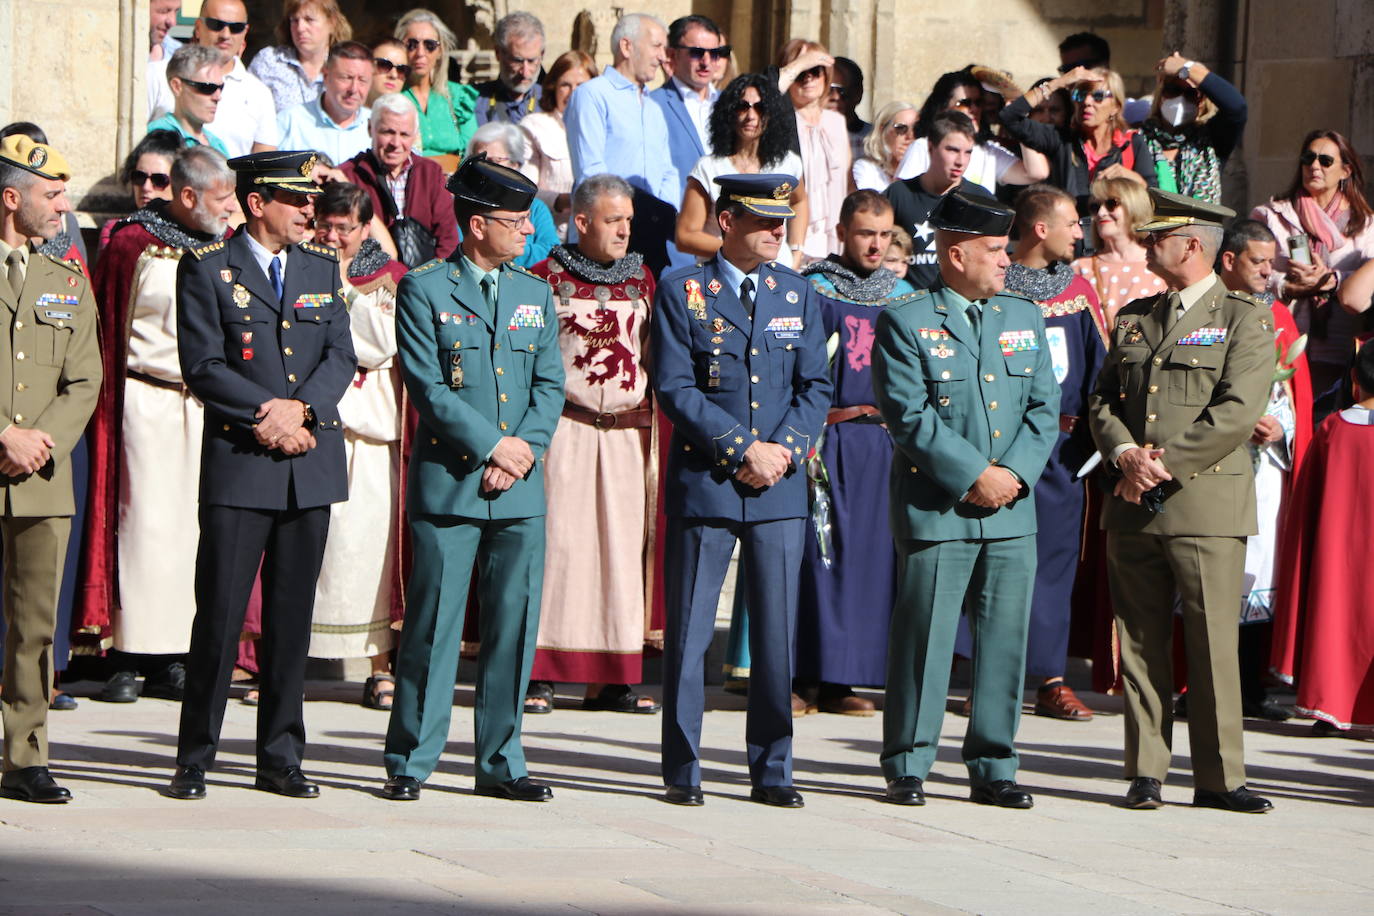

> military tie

[
  {"left": 6, "top": 248, "right": 25, "bottom": 297},
  {"left": 269, "top": 255, "right": 284, "bottom": 303},
  {"left": 966, "top": 301, "right": 981, "bottom": 337},
  {"left": 481, "top": 275, "right": 496, "bottom": 315},
  {"left": 1165, "top": 291, "right": 1184, "bottom": 329},
  {"left": 739, "top": 276, "right": 754, "bottom": 318}
]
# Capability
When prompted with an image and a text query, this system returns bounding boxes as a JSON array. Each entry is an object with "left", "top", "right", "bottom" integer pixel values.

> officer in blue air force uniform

[
  {"left": 170, "top": 151, "right": 355, "bottom": 801},
  {"left": 381, "top": 154, "right": 565, "bottom": 803},
  {"left": 651, "top": 174, "right": 831, "bottom": 808},
  {"left": 871, "top": 190, "right": 1060, "bottom": 809}
]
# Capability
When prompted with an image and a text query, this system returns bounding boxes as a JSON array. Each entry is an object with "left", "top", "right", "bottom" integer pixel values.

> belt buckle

[{"left": 594, "top": 411, "right": 618, "bottom": 430}]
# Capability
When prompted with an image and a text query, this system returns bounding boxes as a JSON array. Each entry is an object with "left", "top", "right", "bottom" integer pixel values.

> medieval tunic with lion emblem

[{"left": 527, "top": 248, "right": 659, "bottom": 683}]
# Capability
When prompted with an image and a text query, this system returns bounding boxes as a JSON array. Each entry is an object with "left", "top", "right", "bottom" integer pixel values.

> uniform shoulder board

[
  {"left": 1226, "top": 289, "right": 1263, "bottom": 307},
  {"left": 298, "top": 240, "right": 338, "bottom": 260},
  {"left": 49, "top": 255, "right": 85, "bottom": 276},
  {"left": 409, "top": 259, "right": 441, "bottom": 274},
  {"left": 506, "top": 262, "right": 539, "bottom": 280},
  {"left": 997, "top": 288, "right": 1035, "bottom": 303},
  {"left": 188, "top": 239, "right": 226, "bottom": 260},
  {"left": 888, "top": 288, "right": 928, "bottom": 304}
]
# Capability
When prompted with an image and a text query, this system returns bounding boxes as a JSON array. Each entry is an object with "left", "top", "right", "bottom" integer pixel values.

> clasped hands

[
  {"left": 0, "top": 425, "right": 55, "bottom": 476},
  {"left": 735, "top": 440, "right": 792, "bottom": 490},
  {"left": 255, "top": 398, "right": 315, "bottom": 455},
  {"left": 483, "top": 435, "right": 535, "bottom": 493},
  {"left": 1114, "top": 445, "right": 1172, "bottom": 505},
  {"left": 965, "top": 464, "right": 1021, "bottom": 509}
]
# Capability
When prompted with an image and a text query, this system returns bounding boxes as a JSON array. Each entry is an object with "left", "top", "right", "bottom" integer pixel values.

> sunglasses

[
  {"left": 733, "top": 100, "right": 766, "bottom": 116},
  {"left": 1058, "top": 58, "right": 1105, "bottom": 74},
  {"left": 1160, "top": 83, "right": 1201, "bottom": 101},
  {"left": 828, "top": 83, "right": 847, "bottom": 98},
  {"left": 373, "top": 58, "right": 413, "bottom": 79},
  {"left": 180, "top": 78, "right": 224, "bottom": 96},
  {"left": 797, "top": 65, "right": 826, "bottom": 82},
  {"left": 202, "top": 16, "right": 248, "bottom": 34},
  {"left": 675, "top": 44, "right": 731, "bottom": 62},
  {"left": 1095, "top": 197, "right": 1122, "bottom": 211},
  {"left": 952, "top": 97, "right": 979, "bottom": 110},
  {"left": 1070, "top": 88, "right": 1114, "bottom": 103},
  {"left": 131, "top": 170, "right": 171, "bottom": 189},
  {"left": 888, "top": 122, "right": 914, "bottom": 136},
  {"left": 1300, "top": 150, "right": 1337, "bottom": 168},
  {"left": 405, "top": 38, "right": 440, "bottom": 53}
]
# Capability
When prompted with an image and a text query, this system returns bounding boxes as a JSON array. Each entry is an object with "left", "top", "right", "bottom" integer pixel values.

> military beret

[
  {"left": 447, "top": 152, "right": 537, "bottom": 212},
  {"left": 228, "top": 150, "right": 323, "bottom": 195},
  {"left": 714, "top": 173, "right": 798, "bottom": 218},
  {"left": 930, "top": 189, "right": 1014, "bottom": 236},
  {"left": 0, "top": 135, "right": 72, "bottom": 182},
  {"left": 1135, "top": 188, "right": 1235, "bottom": 233}
]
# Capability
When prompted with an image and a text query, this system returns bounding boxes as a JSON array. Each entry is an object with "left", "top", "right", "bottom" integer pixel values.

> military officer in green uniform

[
  {"left": 0, "top": 136, "right": 102, "bottom": 804},
  {"left": 382, "top": 154, "right": 564, "bottom": 802},
  {"left": 1088, "top": 189, "right": 1275, "bottom": 813},
  {"left": 872, "top": 190, "right": 1060, "bottom": 809}
]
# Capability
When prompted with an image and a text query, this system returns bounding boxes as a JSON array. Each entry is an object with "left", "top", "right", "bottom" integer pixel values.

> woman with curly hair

[
  {"left": 675, "top": 72, "right": 809, "bottom": 265},
  {"left": 396, "top": 8, "right": 479, "bottom": 160}
]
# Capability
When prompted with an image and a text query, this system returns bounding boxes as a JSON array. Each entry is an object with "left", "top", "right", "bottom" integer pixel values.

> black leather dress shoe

[
  {"left": 381, "top": 775, "right": 421, "bottom": 801},
  {"left": 1193, "top": 785, "right": 1273, "bottom": 813},
  {"left": 255, "top": 766, "right": 319, "bottom": 798},
  {"left": 1242, "top": 698, "right": 1291, "bottom": 722},
  {"left": 663, "top": 784, "right": 704, "bottom": 806},
  {"left": 884, "top": 776, "right": 926, "bottom": 806},
  {"left": 474, "top": 776, "right": 553, "bottom": 801},
  {"left": 167, "top": 766, "right": 206, "bottom": 800},
  {"left": 970, "top": 780, "right": 1034, "bottom": 809},
  {"left": 1123, "top": 777, "right": 1163, "bottom": 809},
  {"left": 142, "top": 662, "right": 187, "bottom": 701},
  {"left": 100, "top": 670, "right": 140, "bottom": 703},
  {"left": 0, "top": 767, "right": 72, "bottom": 804},
  {"left": 750, "top": 785, "right": 804, "bottom": 808}
]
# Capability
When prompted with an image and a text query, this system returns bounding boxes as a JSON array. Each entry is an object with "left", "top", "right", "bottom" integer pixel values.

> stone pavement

[{"left": 3, "top": 681, "right": 1371, "bottom": 916}]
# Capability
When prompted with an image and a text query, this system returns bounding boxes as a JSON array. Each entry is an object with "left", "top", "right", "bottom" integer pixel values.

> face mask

[{"left": 1160, "top": 95, "right": 1197, "bottom": 128}]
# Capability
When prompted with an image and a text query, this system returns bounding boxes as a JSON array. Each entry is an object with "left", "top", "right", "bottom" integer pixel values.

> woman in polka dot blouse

[{"left": 1070, "top": 175, "right": 1167, "bottom": 341}]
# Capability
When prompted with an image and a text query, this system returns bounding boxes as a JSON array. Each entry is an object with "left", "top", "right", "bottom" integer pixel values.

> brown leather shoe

[
  {"left": 790, "top": 692, "right": 814, "bottom": 717},
  {"left": 817, "top": 690, "right": 876, "bottom": 716},
  {"left": 1035, "top": 684, "right": 1093, "bottom": 721}
]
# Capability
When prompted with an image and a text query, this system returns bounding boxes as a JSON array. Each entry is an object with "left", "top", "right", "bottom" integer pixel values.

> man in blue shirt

[
  {"left": 566, "top": 13, "right": 680, "bottom": 276},
  {"left": 276, "top": 42, "right": 374, "bottom": 166}
]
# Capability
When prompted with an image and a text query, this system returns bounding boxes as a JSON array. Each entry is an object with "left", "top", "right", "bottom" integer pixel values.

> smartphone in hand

[{"left": 1287, "top": 233, "right": 1312, "bottom": 265}]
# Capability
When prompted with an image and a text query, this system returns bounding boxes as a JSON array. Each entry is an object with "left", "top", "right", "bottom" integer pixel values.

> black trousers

[{"left": 176, "top": 502, "right": 330, "bottom": 771}]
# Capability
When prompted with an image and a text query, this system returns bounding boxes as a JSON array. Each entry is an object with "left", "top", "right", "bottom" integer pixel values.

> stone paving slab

[{"left": 0, "top": 681, "right": 1370, "bottom": 914}]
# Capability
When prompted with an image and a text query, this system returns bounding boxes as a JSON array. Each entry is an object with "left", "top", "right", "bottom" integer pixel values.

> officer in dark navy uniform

[
  {"left": 651, "top": 174, "right": 831, "bottom": 808},
  {"left": 168, "top": 151, "right": 356, "bottom": 801}
]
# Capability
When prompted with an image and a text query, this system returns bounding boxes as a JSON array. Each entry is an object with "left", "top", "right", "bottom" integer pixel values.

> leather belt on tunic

[
  {"left": 1060, "top": 414, "right": 1080, "bottom": 434},
  {"left": 826, "top": 404, "right": 882, "bottom": 425},
  {"left": 561, "top": 400, "right": 653, "bottom": 430},
  {"left": 128, "top": 369, "right": 186, "bottom": 392}
]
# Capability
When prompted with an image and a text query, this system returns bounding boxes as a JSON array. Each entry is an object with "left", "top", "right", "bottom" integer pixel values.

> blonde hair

[
  {"left": 1072, "top": 68, "right": 1129, "bottom": 135},
  {"left": 395, "top": 8, "right": 458, "bottom": 99},
  {"left": 1090, "top": 175, "right": 1153, "bottom": 245},
  {"left": 275, "top": 0, "right": 352, "bottom": 48},
  {"left": 863, "top": 100, "right": 917, "bottom": 165},
  {"left": 888, "top": 225, "right": 914, "bottom": 257}
]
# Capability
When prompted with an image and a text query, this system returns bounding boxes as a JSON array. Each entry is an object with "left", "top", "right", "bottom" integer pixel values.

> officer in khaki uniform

[
  {"left": 1088, "top": 189, "right": 1275, "bottom": 813},
  {"left": 382, "top": 154, "right": 564, "bottom": 803},
  {"left": 0, "top": 136, "right": 102, "bottom": 803},
  {"left": 872, "top": 191, "right": 1060, "bottom": 810}
]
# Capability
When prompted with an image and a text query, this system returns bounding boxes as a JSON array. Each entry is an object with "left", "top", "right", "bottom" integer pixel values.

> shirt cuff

[{"left": 1109, "top": 443, "right": 1137, "bottom": 465}]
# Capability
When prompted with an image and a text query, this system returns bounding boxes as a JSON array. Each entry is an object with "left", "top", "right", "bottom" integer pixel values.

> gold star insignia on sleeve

[
  {"left": 725, "top": 447, "right": 735, "bottom": 456},
  {"left": 734, "top": 436, "right": 744, "bottom": 444},
  {"left": 785, "top": 435, "right": 795, "bottom": 444}
]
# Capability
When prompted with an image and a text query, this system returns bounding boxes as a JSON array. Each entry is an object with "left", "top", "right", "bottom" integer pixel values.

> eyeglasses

[
  {"left": 1160, "top": 83, "right": 1201, "bottom": 101},
  {"left": 180, "top": 78, "right": 224, "bottom": 96},
  {"left": 314, "top": 220, "right": 360, "bottom": 235},
  {"left": 1300, "top": 150, "right": 1337, "bottom": 168},
  {"left": 952, "top": 98, "right": 979, "bottom": 110},
  {"left": 373, "top": 58, "right": 413, "bottom": 79},
  {"left": 1070, "top": 88, "right": 1114, "bottom": 104},
  {"left": 1095, "top": 197, "right": 1122, "bottom": 211},
  {"left": 405, "top": 38, "right": 441, "bottom": 53},
  {"left": 131, "top": 170, "right": 171, "bottom": 189},
  {"left": 480, "top": 213, "right": 530, "bottom": 228},
  {"left": 202, "top": 16, "right": 248, "bottom": 34},
  {"left": 733, "top": 100, "right": 766, "bottom": 116},
  {"left": 797, "top": 65, "right": 826, "bottom": 82},
  {"left": 1143, "top": 230, "right": 1189, "bottom": 246},
  {"left": 674, "top": 45, "right": 730, "bottom": 61},
  {"left": 888, "top": 122, "right": 914, "bottom": 136}
]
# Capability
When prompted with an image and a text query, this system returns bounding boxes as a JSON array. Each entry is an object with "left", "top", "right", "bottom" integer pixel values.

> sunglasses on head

[
  {"left": 1160, "top": 83, "right": 1201, "bottom": 101},
  {"left": 405, "top": 37, "right": 440, "bottom": 53},
  {"left": 131, "top": 170, "right": 171, "bottom": 189},
  {"left": 675, "top": 44, "right": 731, "bottom": 62},
  {"left": 1300, "top": 150, "right": 1337, "bottom": 168},
  {"left": 202, "top": 16, "right": 247, "bottom": 34},
  {"left": 373, "top": 58, "right": 413, "bottom": 79},
  {"left": 733, "top": 100, "right": 766, "bottom": 116},
  {"left": 1070, "top": 88, "right": 1113, "bottom": 103},
  {"left": 180, "top": 78, "right": 224, "bottom": 96},
  {"left": 797, "top": 65, "right": 826, "bottom": 82}
]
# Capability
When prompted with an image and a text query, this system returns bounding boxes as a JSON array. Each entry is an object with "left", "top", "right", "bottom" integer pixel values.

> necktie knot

[
  {"left": 966, "top": 301, "right": 981, "bottom": 336},
  {"left": 1166, "top": 291, "right": 1184, "bottom": 329},
  {"left": 481, "top": 275, "right": 495, "bottom": 309}
]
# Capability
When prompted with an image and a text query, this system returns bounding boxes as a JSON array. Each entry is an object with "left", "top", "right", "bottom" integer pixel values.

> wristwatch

[{"left": 1178, "top": 60, "right": 1195, "bottom": 83}]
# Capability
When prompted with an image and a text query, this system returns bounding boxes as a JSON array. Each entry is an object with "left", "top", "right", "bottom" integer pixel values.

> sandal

[
  {"left": 524, "top": 680, "right": 554, "bottom": 715},
  {"left": 363, "top": 674, "right": 395, "bottom": 710},
  {"left": 241, "top": 687, "right": 260, "bottom": 707},
  {"left": 582, "top": 684, "right": 660, "bottom": 714}
]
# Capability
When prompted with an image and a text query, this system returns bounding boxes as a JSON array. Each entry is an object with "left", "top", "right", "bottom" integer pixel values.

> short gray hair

[
  {"left": 1182, "top": 224, "right": 1225, "bottom": 262},
  {"left": 467, "top": 121, "right": 527, "bottom": 165},
  {"left": 0, "top": 161, "right": 36, "bottom": 194},
  {"left": 610, "top": 13, "right": 665, "bottom": 55},
  {"left": 172, "top": 145, "right": 233, "bottom": 193},
  {"left": 494, "top": 11, "right": 544, "bottom": 50},
  {"left": 573, "top": 173, "right": 634, "bottom": 216},
  {"left": 168, "top": 44, "right": 225, "bottom": 83},
  {"left": 370, "top": 92, "right": 419, "bottom": 129}
]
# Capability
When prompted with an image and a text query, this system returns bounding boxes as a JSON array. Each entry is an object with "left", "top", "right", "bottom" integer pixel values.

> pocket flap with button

[
  {"left": 1167, "top": 347, "right": 1223, "bottom": 370},
  {"left": 1002, "top": 353, "right": 1037, "bottom": 377},
  {"left": 33, "top": 306, "right": 75, "bottom": 367}
]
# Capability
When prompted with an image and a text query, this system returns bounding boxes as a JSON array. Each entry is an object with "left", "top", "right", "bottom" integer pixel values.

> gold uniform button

[
  {"left": 751, "top": 348, "right": 759, "bottom": 355},
  {"left": 461, "top": 454, "right": 469, "bottom": 461},
  {"left": 13, "top": 414, "right": 22, "bottom": 423},
  {"left": 992, "top": 429, "right": 1001, "bottom": 439},
  {"left": 527, "top": 344, "right": 535, "bottom": 352},
  {"left": 984, "top": 373, "right": 994, "bottom": 382},
  {"left": 430, "top": 437, "right": 438, "bottom": 445},
  {"left": 941, "top": 370, "right": 951, "bottom": 380},
  {"left": 712, "top": 348, "right": 720, "bottom": 355},
  {"left": 1147, "top": 413, "right": 1157, "bottom": 422},
  {"left": 496, "top": 368, "right": 505, "bottom": 376},
  {"left": 1153, "top": 356, "right": 1163, "bottom": 365},
  {"left": 750, "top": 428, "right": 758, "bottom": 435},
  {"left": 499, "top": 393, "right": 508, "bottom": 402},
  {"left": 1190, "top": 357, "right": 1199, "bottom": 366},
  {"left": 13, "top": 320, "right": 22, "bottom": 330},
  {"left": 684, "top": 443, "right": 692, "bottom": 452},
  {"left": 1214, "top": 465, "right": 1222, "bottom": 472},
  {"left": 499, "top": 421, "right": 509, "bottom": 431},
  {"left": 282, "top": 320, "right": 291, "bottom": 329},
  {"left": 786, "top": 343, "right": 793, "bottom": 350},
  {"left": 14, "top": 382, "right": 24, "bottom": 392},
  {"left": 283, "top": 347, "right": 293, "bottom": 356},
  {"left": 57, "top": 320, "right": 65, "bottom": 328},
  {"left": 287, "top": 373, "right": 297, "bottom": 382},
  {"left": 493, "top": 342, "right": 500, "bottom": 350},
  {"left": 1024, "top": 367, "right": 1032, "bottom": 374},
  {"left": 750, "top": 375, "right": 760, "bottom": 384},
  {"left": 222, "top": 424, "right": 230, "bottom": 431},
  {"left": 750, "top": 401, "right": 759, "bottom": 409},
  {"left": 988, "top": 400, "right": 998, "bottom": 410},
  {"left": 910, "top": 466, "right": 918, "bottom": 474},
  {"left": 15, "top": 351, "right": 24, "bottom": 360},
  {"left": 452, "top": 341, "right": 460, "bottom": 349},
  {"left": 1148, "top": 385, "right": 1159, "bottom": 393}
]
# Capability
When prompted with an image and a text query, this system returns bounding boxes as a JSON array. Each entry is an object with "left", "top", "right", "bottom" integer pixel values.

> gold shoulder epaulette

[
  {"left": 506, "top": 262, "right": 538, "bottom": 279},
  {"left": 188, "top": 239, "right": 226, "bottom": 260},
  {"left": 298, "top": 240, "right": 338, "bottom": 260},
  {"left": 49, "top": 255, "right": 85, "bottom": 276},
  {"left": 410, "top": 259, "right": 441, "bottom": 274}
]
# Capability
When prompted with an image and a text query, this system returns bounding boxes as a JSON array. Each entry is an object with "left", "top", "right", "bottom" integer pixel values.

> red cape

[{"left": 1270, "top": 411, "right": 1374, "bottom": 726}]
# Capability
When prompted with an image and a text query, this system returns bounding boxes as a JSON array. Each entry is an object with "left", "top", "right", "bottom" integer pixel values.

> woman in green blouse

[{"left": 395, "top": 8, "right": 478, "bottom": 159}]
